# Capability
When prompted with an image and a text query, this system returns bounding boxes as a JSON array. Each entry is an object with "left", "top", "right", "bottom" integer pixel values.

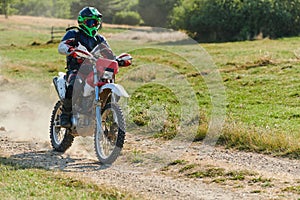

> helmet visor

[{"left": 84, "top": 18, "right": 100, "bottom": 28}]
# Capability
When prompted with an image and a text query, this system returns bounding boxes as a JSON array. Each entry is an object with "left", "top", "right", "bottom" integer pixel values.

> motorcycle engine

[{"left": 71, "top": 113, "right": 95, "bottom": 137}]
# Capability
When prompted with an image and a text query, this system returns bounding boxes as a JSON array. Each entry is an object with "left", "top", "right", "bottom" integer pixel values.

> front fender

[{"left": 100, "top": 83, "right": 129, "bottom": 98}]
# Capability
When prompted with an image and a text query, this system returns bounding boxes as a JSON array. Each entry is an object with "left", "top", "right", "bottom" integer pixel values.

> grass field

[
  {"left": 206, "top": 38, "right": 300, "bottom": 156},
  {"left": 0, "top": 16, "right": 299, "bottom": 158},
  {"left": 0, "top": 158, "right": 135, "bottom": 200}
]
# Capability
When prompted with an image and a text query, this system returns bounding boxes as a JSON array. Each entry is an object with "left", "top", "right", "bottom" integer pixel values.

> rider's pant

[{"left": 63, "top": 70, "right": 78, "bottom": 114}]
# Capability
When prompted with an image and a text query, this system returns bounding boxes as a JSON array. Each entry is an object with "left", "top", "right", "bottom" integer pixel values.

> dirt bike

[{"left": 50, "top": 43, "right": 132, "bottom": 164}]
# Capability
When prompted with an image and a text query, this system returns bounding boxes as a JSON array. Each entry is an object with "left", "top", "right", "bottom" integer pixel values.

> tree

[
  {"left": 70, "top": 0, "right": 124, "bottom": 22},
  {"left": 51, "top": 0, "right": 71, "bottom": 19},
  {"left": 137, "top": 0, "right": 180, "bottom": 27},
  {"left": 170, "top": 0, "right": 300, "bottom": 42},
  {"left": 113, "top": 11, "right": 142, "bottom": 25},
  {"left": 12, "top": 0, "right": 53, "bottom": 17},
  {"left": 9, "top": 0, "right": 74, "bottom": 18},
  {"left": 1, "top": 0, "right": 9, "bottom": 18}
]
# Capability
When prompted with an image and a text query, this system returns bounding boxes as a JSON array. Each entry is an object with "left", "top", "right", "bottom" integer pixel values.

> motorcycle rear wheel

[
  {"left": 94, "top": 102, "right": 125, "bottom": 164},
  {"left": 49, "top": 101, "right": 74, "bottom": 152}
]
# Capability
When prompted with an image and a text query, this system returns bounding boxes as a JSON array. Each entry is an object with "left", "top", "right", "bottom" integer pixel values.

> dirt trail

[
  {"left": 0, "top": 82, "right": 299, "bottom": 200},
  {"left": 0, "top": 132, "right": 299, "bottom": 200}
]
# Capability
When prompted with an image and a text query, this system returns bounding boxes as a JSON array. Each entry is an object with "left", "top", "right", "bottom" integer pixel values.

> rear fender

[{"left": 53, "top": 72, "right": 66, "bottom": 101}]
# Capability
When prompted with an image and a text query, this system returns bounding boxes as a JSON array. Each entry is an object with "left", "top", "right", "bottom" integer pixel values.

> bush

[
  {"left": 170, "top": 0, "right": 300, "bottom": 42},
  {"left": 113, "top": 11, "right": 142, "bottom": 25}
]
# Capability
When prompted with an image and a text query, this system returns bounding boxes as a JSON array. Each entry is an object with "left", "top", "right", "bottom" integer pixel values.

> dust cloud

[
  {"left": 0, "top": 79, "right": 98, "bottom": 160},
  {"left": 0, "top": 82, "right": 56, "bottom": 142}
]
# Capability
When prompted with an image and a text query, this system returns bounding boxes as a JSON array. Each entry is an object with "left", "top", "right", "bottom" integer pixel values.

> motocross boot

[{"left": 60, "top": 99, "right": 72, "bottom": 128}]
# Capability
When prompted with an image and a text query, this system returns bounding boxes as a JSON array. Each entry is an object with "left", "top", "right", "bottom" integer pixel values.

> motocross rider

[{"left": 58, "top": 6, "right": 114, "bottom": 128}]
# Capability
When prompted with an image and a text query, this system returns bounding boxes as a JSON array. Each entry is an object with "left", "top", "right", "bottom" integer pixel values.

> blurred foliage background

[{"left": 1, "top": 0, "right": 300, "bottom": 42}]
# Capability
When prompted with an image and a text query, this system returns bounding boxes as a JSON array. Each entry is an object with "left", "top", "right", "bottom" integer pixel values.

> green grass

[
  {"left": 282, "top": 185, "right": 300, "bottom": 194},
  {"left": 0, "top": 16, "right": 300, "bottom": 157},
  {"left": 128, "top": 83, "right": 181, "bottom": 139},
  {"left": 203, "top": 39, "right": 300, "bottom": 157},
  {"left": 0, "top": 158, "right": 136, "bottom": 200},
  {"left": 162, "top": 159, "right": 279, "bottom": 190},
  {"left": 129, "top": 149, "right": 144, "bottom": 164},
  {"left": 165, "top": 160, "right": 259, "bottom": 182}
]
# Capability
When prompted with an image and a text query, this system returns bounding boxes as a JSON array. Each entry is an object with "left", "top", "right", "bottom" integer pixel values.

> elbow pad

[
  {"left": 58, "top": 41, "right": 70, "bottom": 55},
  {"left": 58, "top": 38, "right": 76, "bottom": 55}
]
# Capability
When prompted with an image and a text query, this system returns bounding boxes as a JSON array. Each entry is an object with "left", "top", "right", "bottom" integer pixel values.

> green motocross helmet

[{"left": 78, "top": 7, "right": 102, "bottom": 37}]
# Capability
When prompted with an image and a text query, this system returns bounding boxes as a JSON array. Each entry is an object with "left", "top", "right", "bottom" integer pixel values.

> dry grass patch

[{"left": 219, "top": 121, "right": 300, "bottom": 158}]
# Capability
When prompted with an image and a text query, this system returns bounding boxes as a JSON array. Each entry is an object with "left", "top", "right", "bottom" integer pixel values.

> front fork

[
  {"left": 94, "top": 66, "right": 102, "bottom": 135},
  {"left": 93, "top": 66, "right": 119, "bottom": 135},
  {"left": 95, "top": 85, "right": 103, "bottom": 135}
]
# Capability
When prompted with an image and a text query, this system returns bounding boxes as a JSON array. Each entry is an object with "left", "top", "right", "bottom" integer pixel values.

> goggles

[{"left": 84, "top": 18, "right": 101, "bottom": 28}]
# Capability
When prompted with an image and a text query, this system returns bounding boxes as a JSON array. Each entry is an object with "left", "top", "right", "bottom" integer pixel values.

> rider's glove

[
  {"left": 67, "top": 47, "right": 83, "bottom": 64},
  {"left": 68, "top": 47, "right": 82, "bottom": 60},
  {"left": 67, "top": 47, "right": 75, "bottom": 55}
]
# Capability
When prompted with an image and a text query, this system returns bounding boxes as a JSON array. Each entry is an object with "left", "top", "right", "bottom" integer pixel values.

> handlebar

[
  {"left": 70, "top": 44, "right": 132, "bottom": 67},
  {"left": 73, "top": 49, "right": 97, "bottom": 62}
]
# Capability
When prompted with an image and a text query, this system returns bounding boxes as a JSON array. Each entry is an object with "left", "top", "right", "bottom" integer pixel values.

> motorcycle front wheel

[
  {"left": 49, "top": 101, "right": 74, "bottom": 152},
  {"left": 94, "top": 102, "right": 125, "bottom": 164}
]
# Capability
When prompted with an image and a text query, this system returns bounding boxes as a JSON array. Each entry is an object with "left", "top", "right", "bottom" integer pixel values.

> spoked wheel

[
  {"left": 94, "top": 102, "right": 125, "bottom": 164},
  {"left": 49, "top": 101, "right": 74, "bottom": 152}
]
